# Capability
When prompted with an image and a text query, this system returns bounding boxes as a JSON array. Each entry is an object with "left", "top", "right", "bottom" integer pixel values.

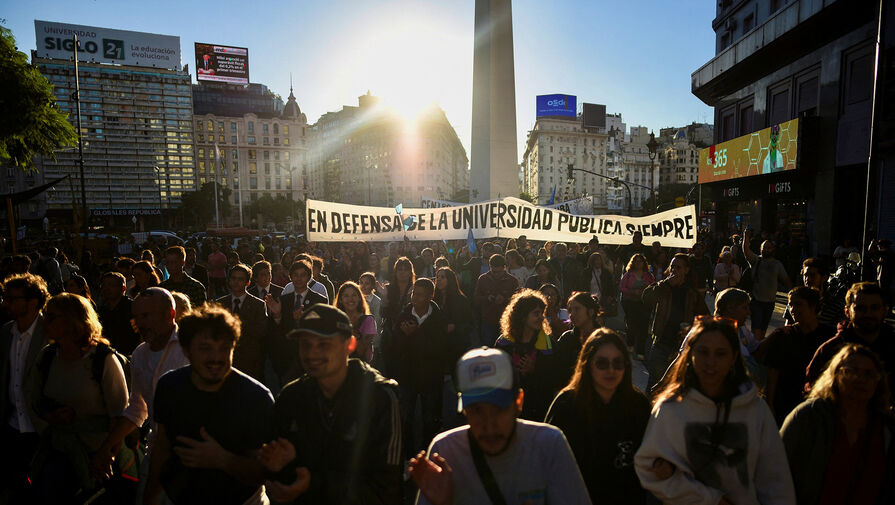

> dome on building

[{"left": 282, "top": 87, "right": 302, "bottom": 119}]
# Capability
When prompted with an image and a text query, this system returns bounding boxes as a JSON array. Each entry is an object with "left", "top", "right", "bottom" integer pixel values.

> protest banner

[
  {"left": 306, "top": 197, "right": 697, "bottom": 248},
  {"left": 421, "top": 195, "right": 594, "bottom": 215}
]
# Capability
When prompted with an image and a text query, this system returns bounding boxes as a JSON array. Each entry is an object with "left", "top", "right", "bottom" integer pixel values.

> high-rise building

[
  {"left": 30, "top": 60, "right": 194, "bottom": 227},
  {"left": 191, "top": 82, "right": 308, "bottom": 226},
  {"left": 521, "top": 108, "right": 656, "bottom": 214},
  {"left": 691, "top": 0, "right": 894, "bottom": 252},
  {"left": 657, "top": 130, "right": 700, "bottom": 186},
  {"left": 25, "top": 21, "right": 193, "bottom": 228},
  {"left": 306, "top": 92, "right": 468, "bottom": 207}
]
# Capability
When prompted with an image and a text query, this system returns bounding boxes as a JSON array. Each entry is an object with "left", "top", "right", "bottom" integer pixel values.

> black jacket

[
  {"left": 274, "top": 360, "right": 403, "bottom": 505},
  {"left": 269, "top": 290, "right": 328, "bottom": 381},
  {"left": 382, "top": 301, "right": 448, "bottom": 388},
  {"left": 545, "top": 388, "right": 651, "bottom": 504},
  {"left": 576, "top": 267, "right": 618, "bottom": 300}
]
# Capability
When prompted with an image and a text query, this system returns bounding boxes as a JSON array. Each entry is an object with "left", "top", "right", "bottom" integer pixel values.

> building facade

[
  {"left": 30, "top": 57, "right": 195, "bottom": 227},
  {"left": 692, "top": 0, "right": 894, "bottom": 254},
  {"left": 191, "top": 83, "right": 308, "bottom": 226},
  {"left": 521, "top": 111, "right": 657, "bottom": 214},
  {"left": 658, "top": 130, "right": 700, "bottom": 186},
  {"left": 306, "top": 93, "right": 469, "bottom": 207}
]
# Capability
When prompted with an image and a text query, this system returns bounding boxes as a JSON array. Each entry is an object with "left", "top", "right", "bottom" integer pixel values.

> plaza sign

[
  {"left": 698, "top": 118, "right": 799, "bottom": 184},
  {"left": 35, "top": 20, "right": 181, "bottom": 69}
]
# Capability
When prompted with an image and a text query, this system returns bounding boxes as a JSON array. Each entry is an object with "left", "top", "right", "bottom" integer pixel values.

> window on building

[
  {"left": 273, "top": 124, "right": 279, "bottom": 135},
  {"left": 248, "top": 121, "right": 254, "bottom": 133},
  {"left": 230, "top": 122, "right": 237, "bottom": 132},
  {"left": 276, "top": 178, "right": 282, "bottom": 190},
  {"left": 263, "top": 137, "right": 270, "bottom": 145},
  {"left": 719, "top": 106, "right": 736, "bottom": 142},
  {"left": 265, "top": 177, "right": 271, "bottom": 189},
  {"left": 284, "top": 125, "right": 289, "bottom": 136},
  {"left": 248, "top": 136, "right": 256, "bottom": 145},
  {"left": 197, "top": 122, "right": 204, "bottom": 131},
  {"left": 250, "top": 177, "right": 257, "bottom": 189},
  {"left": 231, "top": 135, "right": 237, "bottom": 144},
  {"left": 274, "top": 138, "right": 279, "bottom": 146},
  {"left": 739, "top": 102, "right": 754, "bottom": 135},
  {"left": 248, "top": 150, "right": 256, "bottom": 160},
  {"left": 768, "top": 82, "right": 791, "bottom": 125},
  {"left": 218, "top": 121, "right": 224, "bottom": 132},
  {"left": 219, "top": 135, "right": 225, "bottom": 143},
  {"left": 198, "top": 148, "right": 205, "bottom": 158},
  {"left": 743, "top": 13, "right": 755, "bottom": 33},
  {"left": 249, "top": 162, "right": 257, "bottom": 174},
  {"left": 265, "top": 163, "right": 271, "bottom": 174},
  {"left": 263, "top": 124, "right": 269, "bottom": 134},
  {"left": 264, "top": 151, "right": 270, "bottom": 160},
  {"left": 284, "top": 138, "right": 290, "bottom": 146},
  {"left": 796, "top": 68, "right": 820, "bottom": 117},
  {"left": 720, "top": 32, "right": 731, "bottom": 51},
  {"left": 207, "top": 120, "right": 214, "bottom": 130},
  {"left": 284, "top": 151, "right": 290, "bottom": 161},
  {"left": 232, "top": 161, "right": 238, "bottom": 173}
]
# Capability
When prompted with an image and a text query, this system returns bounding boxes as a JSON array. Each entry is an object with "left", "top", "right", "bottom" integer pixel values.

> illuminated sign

[
  {"left": 698, "top": 118, "right": 799, "bottom": 184},
  {"left": 195, "top": 42, "right": 249, "bottom": 85},
  {"left": 537, "top": 94, "right": 577, "bottom": 117}
]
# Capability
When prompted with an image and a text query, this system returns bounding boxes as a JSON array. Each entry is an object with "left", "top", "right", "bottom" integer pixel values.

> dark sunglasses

[{"left": 593, "top": 357, "right": 626, "bottom": 371}]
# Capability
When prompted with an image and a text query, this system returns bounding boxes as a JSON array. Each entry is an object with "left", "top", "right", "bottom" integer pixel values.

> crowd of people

[{"left": 0, "top": 228, "right": 893, "bottom": 505}]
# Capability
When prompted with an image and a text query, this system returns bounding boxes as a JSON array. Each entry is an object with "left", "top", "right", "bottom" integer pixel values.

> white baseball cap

[{"left": 456, "top": 347, "right": 515, "bottom": 413}]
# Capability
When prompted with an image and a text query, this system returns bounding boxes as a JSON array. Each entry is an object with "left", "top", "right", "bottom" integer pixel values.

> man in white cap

[{"left": 409, "top": 347, "right": 591, "bottom": 505}]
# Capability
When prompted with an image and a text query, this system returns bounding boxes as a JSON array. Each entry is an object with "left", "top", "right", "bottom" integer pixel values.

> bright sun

[{"left": 346, "top": 11, "right": 462, "bottom": 124}]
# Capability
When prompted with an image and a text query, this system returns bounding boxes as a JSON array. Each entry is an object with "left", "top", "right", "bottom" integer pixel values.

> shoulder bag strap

[{"left": 467, "top": 430, "right": 508, "bottom": 505}]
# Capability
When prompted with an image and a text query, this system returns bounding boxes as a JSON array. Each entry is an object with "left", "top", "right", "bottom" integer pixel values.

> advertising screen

[
  {"left": 536, "top": 94, "right": 577, "bottom": 117},
  {"left": 195, "top": 43, "right": 249, "bottom": 84},
  {"left": 34, "top": 20, "right": 180, "bottom": 68},
  {"left": 582, "top": 103, "right": 606, "bottom": 128},
  {"left": 698, "top": 118, "right": 799, "bottom": 184}
]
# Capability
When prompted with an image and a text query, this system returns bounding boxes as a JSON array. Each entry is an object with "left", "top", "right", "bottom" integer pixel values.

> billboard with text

[
  {"left": 34, "top": 20, "right": 180, "bottom": 68},
  {"left": 698, "top": 118, "right": 799, "bottom": 184},
  {"left": 537, "top": 94, "right": 577, "bottom": 117},
  {"left": 195, "top": 42, "right": 249, "bottom": 84}
]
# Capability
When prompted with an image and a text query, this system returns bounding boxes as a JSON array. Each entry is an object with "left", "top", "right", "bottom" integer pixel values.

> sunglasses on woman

[{"left": 593, "top": 357, "right": 626, "bottom": 371}]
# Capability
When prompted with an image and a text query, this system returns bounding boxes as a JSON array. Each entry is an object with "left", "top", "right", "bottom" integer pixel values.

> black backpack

[{"left": 36, "top": 341, "right": 131, "bottom": 403}]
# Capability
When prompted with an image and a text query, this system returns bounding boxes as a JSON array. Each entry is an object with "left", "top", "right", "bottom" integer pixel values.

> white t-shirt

[{"left": 417, "top": 420, "right": 591, "bottom": 505}]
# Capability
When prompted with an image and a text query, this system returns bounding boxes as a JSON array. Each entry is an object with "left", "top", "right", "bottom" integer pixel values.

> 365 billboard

[
  {"left": 537, "top": 94, "right": 577, "bottom": 117},
  {"left": 698, "top": 118, "right": 800, "bottom": 184},
  {"left": 34, "top": 20, "right": 180, "bottom": 68},
  {"left": 195, "top": 43, "right": 249, "bottom": 85}
]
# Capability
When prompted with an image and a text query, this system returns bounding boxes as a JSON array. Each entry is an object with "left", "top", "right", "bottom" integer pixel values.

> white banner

[
  {"left": 35, "top": 20, "right": 181, "bottom": 69},
  {"left": 307, "top": 197, "right": 697, "bottom": 248},
  {"left": 420, "top": 195, "right": 594, "bottom": 215}
]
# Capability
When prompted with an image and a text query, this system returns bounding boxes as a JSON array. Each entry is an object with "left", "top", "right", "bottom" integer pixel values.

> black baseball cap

[{"left": 293, "top": 304, "right": 353, "bottom": 338}]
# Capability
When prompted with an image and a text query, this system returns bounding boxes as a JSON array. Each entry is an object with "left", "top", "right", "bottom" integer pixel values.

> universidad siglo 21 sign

[{"left": 698, "top": 118, "right": 799, "bottom": 184}]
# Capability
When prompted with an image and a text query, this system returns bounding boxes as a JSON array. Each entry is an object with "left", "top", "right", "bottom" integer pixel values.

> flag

[
  {"left": 395, "top": 203, "right": 403, "bottom": 215},
  {"left": 467, "top": 228, "right": 477, "bottom": 254},
  {"left": 402, "top": 215, "right": 417, "bottom": 230},
  {"left": 548, "top": 185, "right": 556, "bottom": 205}
]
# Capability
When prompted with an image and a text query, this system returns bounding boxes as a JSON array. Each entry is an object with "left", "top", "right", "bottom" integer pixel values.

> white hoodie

[{"left": 634, "top": 384, "right": 795, "bottom": 505}]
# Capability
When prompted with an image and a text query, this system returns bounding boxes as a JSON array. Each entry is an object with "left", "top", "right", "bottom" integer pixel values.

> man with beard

[
  {"left": 91, "top": 288, "right": 189, "bottom": 496},
  {"left": 409, "top": 348, "right": 590, "bottom": 505},
  {"left": 743, "top": 230, "right": 791, "bottom": 340},
  {"left": 806, "top": 281, "right": 895, "bottom": 401},
  {"left": 144, "top": 305, "right": 273, "bottom": 505}
]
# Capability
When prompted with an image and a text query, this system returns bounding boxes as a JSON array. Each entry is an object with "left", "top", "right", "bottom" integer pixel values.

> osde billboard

[
  {"left": 195, "top": 42, "right": 249, "bottom": 85},
  {"left": 536, "top": 94, "right": 577, "bottom": 118}
]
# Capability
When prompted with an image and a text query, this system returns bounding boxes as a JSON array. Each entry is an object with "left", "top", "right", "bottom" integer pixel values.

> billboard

[
  {"left": 698, "top": 118, "right": 800, "bottom": 184},
  {"left": 582, "top": 103, "right": 606, "bottom": 128},
  {"left": 536, "top": 94, "right": 577, "bottom": 117},
  {"left": 34, "top": 20, "right": 180, "bottom": 68},
  {"left": 195, "top": 43, "right": 249, "bottom": 84}
]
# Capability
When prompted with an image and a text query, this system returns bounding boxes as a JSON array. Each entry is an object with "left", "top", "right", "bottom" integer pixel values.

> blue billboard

[{"left": 536, "top": 94, "right": 577, "bottom": 117}]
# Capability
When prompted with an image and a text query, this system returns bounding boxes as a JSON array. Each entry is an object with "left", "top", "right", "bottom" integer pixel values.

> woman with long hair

[
  {"left": 538, "top": 283, "right": 571, "bottom": 339},
  {"left": 781, "top": 344, "right": 895, "bottom": 505},
  {"left": 382, "top": 257, "right": 415, "bottom": 331},
  {"left": 546, "top": 330, "right": 650, "bottom": 503},
  {"left": 495, "top": 289, "right": 559, "bottom": 421},
  {"left": 635, "top": 318, "right": 795, "bottom": 505},
  {"left": 30, "top": 293, "right": 129, "bottom": 504},
  {"left": 557, "top": 291, "right": 603, "bottom": 384},
  {"left": 619, "top": 253, "right": 654, "bottom": 359},
  {"left": 434, "top": 267, "right": 472, "bottom": 366},
  {"left": 334, "top": 281, "right": 376, "bottom": 362},
  {"left": 128, "top": 260, "right": 160, "bottom": 298},
  {"left": 64, "top": 274, "right": 96, "bottom": 309}
]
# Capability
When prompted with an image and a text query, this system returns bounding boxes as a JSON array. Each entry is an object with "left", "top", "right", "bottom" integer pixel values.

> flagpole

[{"left": 214, "top": 144, "right": 221, "bottom": 229}]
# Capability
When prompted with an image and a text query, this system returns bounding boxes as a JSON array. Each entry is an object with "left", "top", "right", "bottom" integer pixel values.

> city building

[
  {"left": 191, "top": 82, "right": 308, "bottom": 226},
  {"left": 305, "top": 92, "right": 468, "bottom": 207},
  {"left": 28, "top": 22, "right": 194, "bottom": 229},
  {"left": 521, "top": 108, "right": 657, "bottom": 214},
  {"left": 658, "top": 123, "right": 713, "bottom": 148},
  {"left": 657, "top": 130, "right": 700, "bottom": 186},
  {"left": 691, "top": 0, "right": 894, "bottom": 254}
]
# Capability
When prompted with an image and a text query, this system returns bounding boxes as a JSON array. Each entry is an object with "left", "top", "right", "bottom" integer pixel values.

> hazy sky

[{"left": 5, "top": 0, "right": 716, "bottom": 157}]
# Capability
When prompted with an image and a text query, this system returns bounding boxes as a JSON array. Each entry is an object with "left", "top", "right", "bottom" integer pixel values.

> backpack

[
  {"left": 738, "top": 258, "right": 761, "bottom": 294},
  {"left": 36, "top": 341, "right": 131, "bottom": 411}
]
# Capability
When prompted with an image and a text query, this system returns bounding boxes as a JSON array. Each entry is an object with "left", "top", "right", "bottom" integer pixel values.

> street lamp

[{"left": 646, "top": 132, "right": 659, "bottom": 212}]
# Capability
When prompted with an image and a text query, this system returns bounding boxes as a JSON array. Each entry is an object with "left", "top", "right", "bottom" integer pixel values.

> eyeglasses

[
  {"left": 593, "top": 357, "right": 626, "bottom": 371},
  {"left": 693, "top": 315, "right": 739, "bottom": 328},
  {"left": 838, "top": 366, "right": 881, "bottom": 382}
]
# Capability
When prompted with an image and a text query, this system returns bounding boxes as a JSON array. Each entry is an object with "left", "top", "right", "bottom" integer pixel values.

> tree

[
  {"left": 179, "top": 182, "right": 231, "bottom": 227},
  {"left": 0, "top": 27, "right": 77, "bottom": 171},
  {"left": 248, "top": 194, "right": 295, "bottom": 225},
  {"left": 518, "top": 192, "right": 537, "bottom": 204}
]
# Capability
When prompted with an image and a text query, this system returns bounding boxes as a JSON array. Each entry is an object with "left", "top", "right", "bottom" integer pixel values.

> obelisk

[{"left": 470, "top": 0, "right": 518, "bottom": 202}]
